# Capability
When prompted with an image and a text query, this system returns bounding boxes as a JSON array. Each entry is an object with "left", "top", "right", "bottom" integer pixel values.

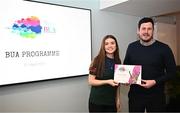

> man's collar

[{"left": 140, "top": 38, "right": 156, "bottom": 46}]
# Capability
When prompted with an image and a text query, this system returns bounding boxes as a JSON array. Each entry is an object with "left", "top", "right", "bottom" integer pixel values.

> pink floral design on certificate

[{"left": 128, "top": 65, "right": 141, "bottom": 84}]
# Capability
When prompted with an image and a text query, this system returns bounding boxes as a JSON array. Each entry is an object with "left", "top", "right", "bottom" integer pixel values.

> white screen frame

[{"left": 0, "top": 0, "right": 92, "bottom": 86}]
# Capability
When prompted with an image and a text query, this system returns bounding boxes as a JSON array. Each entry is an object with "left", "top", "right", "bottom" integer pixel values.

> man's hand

[{"left": 140, "top": 80, "right": 156, "bottom": 88}]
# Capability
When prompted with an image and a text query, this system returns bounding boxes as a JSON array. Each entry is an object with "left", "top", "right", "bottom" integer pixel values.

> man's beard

[{"left": 140, "top": 33, "right": 153, "bottom": 42}]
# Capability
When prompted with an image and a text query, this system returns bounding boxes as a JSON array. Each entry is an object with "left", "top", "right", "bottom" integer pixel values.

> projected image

[
  {"left": 12, "top": 16, "right": 43, "bottom": 38},
  {"left": 0, "top": 0, "right": 91, "bottom": 85}
]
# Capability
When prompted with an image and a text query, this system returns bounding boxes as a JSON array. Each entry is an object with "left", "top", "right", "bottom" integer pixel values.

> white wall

[
  {"left": 0, "top": 0, "right": 139, "bottom": 112},
  {"left": 99, "top": 0, "right": 128, "bottom": 9}
]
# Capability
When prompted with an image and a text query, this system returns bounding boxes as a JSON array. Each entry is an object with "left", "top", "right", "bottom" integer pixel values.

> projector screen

[{"left": 0, "top": 0, "right": 91, "bottom": 86}]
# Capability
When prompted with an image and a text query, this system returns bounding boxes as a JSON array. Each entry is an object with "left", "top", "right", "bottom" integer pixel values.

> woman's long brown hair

[{"left": 91, "top": 35, "right": 121, "bottom": 77}]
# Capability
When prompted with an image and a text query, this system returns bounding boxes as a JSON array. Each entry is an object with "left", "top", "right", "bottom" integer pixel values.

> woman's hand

[
  {"left": 107, "top": 79, "right": 119, "bottom": 87},
  {"left": 116, "top": 98, "right": 121, "bottom": 112},
  {"left": 116, "top": 85, "right": 121, "bottom": 112},
  {"left": 89, "top": 75, "right": 119, "bottom": 87}
]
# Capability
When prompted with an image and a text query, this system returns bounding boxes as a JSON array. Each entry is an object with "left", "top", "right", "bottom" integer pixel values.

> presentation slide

[{"left": 0, "top": 0, "right": 91, "bottom": 85}]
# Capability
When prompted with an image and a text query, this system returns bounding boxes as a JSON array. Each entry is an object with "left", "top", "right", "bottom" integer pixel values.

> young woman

[{"left": 88, "top": 35, "right": 121, "bottom": 112}]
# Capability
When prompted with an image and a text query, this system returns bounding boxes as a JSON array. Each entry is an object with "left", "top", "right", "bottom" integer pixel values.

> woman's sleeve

[{"left": 89, "top": 60, "right": 97, "bottom": 75}]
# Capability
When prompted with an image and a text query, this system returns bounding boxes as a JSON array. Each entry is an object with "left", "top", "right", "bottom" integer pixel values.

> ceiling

[{"left": 100, "top": 0, "right": 180, "bottom": 17}]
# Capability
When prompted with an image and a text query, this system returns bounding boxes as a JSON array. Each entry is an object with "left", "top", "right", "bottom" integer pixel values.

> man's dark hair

[{"left": 138, "top": 17, "right": 154, "bottom": 29}]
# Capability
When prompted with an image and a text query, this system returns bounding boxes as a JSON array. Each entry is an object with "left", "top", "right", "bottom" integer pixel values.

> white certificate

[{"left": 114, "top": 64, "right": 142, "bottom": 84}]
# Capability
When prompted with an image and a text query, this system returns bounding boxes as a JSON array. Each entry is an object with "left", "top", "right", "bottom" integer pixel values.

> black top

[
  {"left": 124, "top": 40, "right": 176, "bottom": 95},
  {"left": 89, "top": 56, "right": 117, "bottom": 105}
]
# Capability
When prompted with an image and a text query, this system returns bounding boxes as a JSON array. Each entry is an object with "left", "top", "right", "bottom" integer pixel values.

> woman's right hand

[
  {"left": 107, "top": 79, "right": 119, "bottom": 87},
  {"left": 89, "top": 75, "right": 119, "bottom": 87}
]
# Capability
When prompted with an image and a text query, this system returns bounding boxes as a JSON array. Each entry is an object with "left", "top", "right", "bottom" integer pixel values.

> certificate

[{"left": 114, "top": 64, "right": 142, "bottom": 84}]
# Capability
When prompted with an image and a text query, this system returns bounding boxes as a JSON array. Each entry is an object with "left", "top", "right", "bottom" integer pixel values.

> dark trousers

[
  {"left": 89, "top": 101, "right": 117, "bottom": 113},
  {"left": 128, "top": 93, "right": 166, "bottom": 113}
]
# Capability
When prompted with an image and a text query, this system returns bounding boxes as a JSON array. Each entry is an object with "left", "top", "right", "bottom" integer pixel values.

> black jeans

[
  {"left": 128, "top": 93, "right": 166, "bottom": 113},
  {"left": 89, "top": 101, "right": 117, "bottom": 113}
]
